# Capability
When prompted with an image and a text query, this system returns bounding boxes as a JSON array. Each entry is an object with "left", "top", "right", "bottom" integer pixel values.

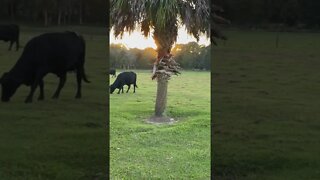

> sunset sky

[{"left": 110, "top": 26, "right": 210, "bottom": 50}]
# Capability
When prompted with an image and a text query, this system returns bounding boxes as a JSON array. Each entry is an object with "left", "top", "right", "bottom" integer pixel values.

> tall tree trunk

[
  {"left": 155, "top": 74, "right": 169, "bottom": 116},
  {"left": 68, "top": 9, "right": 72, "bottom": 23},
  {"left": 63, "top": 12, "right": 66, "bottom": 24},
  {"left": 79, "top": 0, "right": 83, "bottom": 24},
  {"left": 44, "top": 9, "right": 48, "bottom": 27},
  {"left": 57, "top": 10, "right": 62, "bottom": 25},
  {"left": 9, "top": 2, "right": 15, "bottom": 21},
  {"left": 152, "top": 25, "right": 178, "bottom": 119},
  {"left": 153, "top": 48, "right": 170, "bottom": 117}
]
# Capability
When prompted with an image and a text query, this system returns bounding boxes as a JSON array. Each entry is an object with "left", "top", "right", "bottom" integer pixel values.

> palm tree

[{"left": 111, "top": 0, "right": 227, "bottom": 122}]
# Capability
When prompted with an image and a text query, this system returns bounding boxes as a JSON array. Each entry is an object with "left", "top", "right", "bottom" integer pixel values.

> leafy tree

[
  {"left": 171, "top": 42, "right": 210, "bottom": 70},
  {"left": 110, "top": 43, "right": 210, "bottom": 70},
  {"left": 0, "top": 0, "right": 106, "bottom": 25}
]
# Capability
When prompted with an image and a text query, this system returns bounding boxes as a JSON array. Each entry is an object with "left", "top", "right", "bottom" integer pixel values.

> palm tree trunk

[
  {"left": 155, "top": 75, "right": 168, "bottom": 117},
  {"left": 153, "top": 47, "right": 169, "bottom": 117},
  {"left": 152, "top": 27, "right": 177, "bottom": 119}
]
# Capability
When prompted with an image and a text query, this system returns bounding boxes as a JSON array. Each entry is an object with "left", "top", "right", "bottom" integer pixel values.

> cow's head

[
  {"left": 0, "top": 72, "right": 20, "bottom": 102},
  {"left": 110, "top": 84, "right": 116, "bottom": 94}
]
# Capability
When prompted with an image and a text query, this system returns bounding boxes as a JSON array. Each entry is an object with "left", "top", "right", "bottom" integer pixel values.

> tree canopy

[
  {"left": 215, "top": 0, "right": 320, "bottom": 28},
  {"left": 0, "top": 0, "right": 106, "bottom": 26},
  {"left": 110, "top": 0, "right": 210, "bottom": 52}
]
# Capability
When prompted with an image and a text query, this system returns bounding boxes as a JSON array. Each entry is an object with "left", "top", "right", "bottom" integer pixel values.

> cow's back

[
  {"left": 8, "top": 32, "right": 85, "bottom": 83},
  {"left": 19, "top": 32, "right": 84, "bottom": 73},
  {"left": 117, "top": 72, "right": 136, "bottom": 85}
]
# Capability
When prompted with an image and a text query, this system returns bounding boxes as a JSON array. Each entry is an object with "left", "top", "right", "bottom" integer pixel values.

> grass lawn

[
  {"left": 110, "top": 70, "right": 211, "bottom": 179},
  {"left": 213, "top": 30, "right": 320, "bottom": 179},
  {"left": 0, "top": 26, "right": 108, "bottom": 179}
]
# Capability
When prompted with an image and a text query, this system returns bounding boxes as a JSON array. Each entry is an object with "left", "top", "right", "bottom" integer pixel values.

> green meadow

[
  {"left": 110, "top": 70, "right": 211, "bottom": 179},
  {"left": 213, "top": 30, "right": 320, "bottom": 179},
  {"left": 0, "top": 26, "right": 107, "bottom": 179}
]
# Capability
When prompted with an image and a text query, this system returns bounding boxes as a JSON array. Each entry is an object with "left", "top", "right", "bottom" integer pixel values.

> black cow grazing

[
  {"left": 0, "top": 24, "right": 20, "bottom": 51},
  {"left": 110, "top": 72, "right": 137, "bottom": 94},
  {"left": 109, "top": 69, "right": 116, "bottom": 77},
  {"left": 0, "top": 31, "right": 90, "bottom": 103}
]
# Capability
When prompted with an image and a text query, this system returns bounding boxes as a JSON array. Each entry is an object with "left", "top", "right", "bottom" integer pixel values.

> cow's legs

[
  {"left": 16, "top": 40, "right": 19, "bottom": 51},
  {"left": 8, "top": 41, "right": 13, "bottom": 51},
  {"left": 38, "top": 79, "right": 44, "bottom": 100},
  {"left": 134, "top": 84, "right": 136, "bottom": 93},
  {"left": 117, "top": 88, "right": 121, "bottom": 94},
  {"left": 121, "top": 87, "right": 124, "bottom": 93},
  {"left": 52, "top": 74, "right": 66, "bottom": 99},
  {"left": 25, "top": 74, "right": 43, "bottom": 103},
  {"left": 75, "top": 70, "right": 82, "bottom": 98},
  {"left": 126, "top": 85, "right": 131, "bottom": 93}
]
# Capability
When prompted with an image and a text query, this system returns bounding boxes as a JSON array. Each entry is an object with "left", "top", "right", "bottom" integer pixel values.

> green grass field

[
  {"left": 0, "top": 26, "right": 108, "bottom": 179},
  {"left": 110, "top": 70, "right": 211, "bottom": 179},
  {"left": 213, "top": 30, "right": 320, "bottom": 179},
  {"left": 2, "top": 26, "right": 318, "bottom": 179}
]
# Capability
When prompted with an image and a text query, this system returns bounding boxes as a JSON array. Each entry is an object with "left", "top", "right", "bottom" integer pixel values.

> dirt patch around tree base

[{"left": 146, "top": 116, "right": 178, "bottom": 124}]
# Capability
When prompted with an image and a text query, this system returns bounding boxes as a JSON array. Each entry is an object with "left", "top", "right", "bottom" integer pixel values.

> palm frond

[
  {"left": 110, "top": 0, "right": 137, "bottom": 38},
  {"left": 211, "top": 3, "right": 230, "bottom": 45},
  {"left": 111, "top": 0, "right": 211, "bottom": 42},
  {"left": 179, "top": 0, "right": 210, "bottom": 41}
]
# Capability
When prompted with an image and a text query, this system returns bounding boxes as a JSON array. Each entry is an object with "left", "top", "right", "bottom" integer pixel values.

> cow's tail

[
  {"left": 78, "top": 34, "right": 90, "bottom": 83},
  {"left": 134, "top": 74, "right": 138, "bottom": 88},
  {"left": 80, "top": 66, "right": 90, "bottom": 83}
]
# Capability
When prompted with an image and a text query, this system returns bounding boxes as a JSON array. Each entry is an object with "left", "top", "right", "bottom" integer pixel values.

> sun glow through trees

[{"left": 110, "top": 26, "right": 210, "bottom": 50}]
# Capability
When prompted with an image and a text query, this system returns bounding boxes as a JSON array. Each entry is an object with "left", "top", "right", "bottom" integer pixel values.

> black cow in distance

[
  {"left": 109, "top": 69, "right": 116, "bottom": 77},
  {"left": 0, "top": 24, "right": 20, "bottom": 51},
  {"left": 110, "top": 72, "right": 137, "bottom": 94}
]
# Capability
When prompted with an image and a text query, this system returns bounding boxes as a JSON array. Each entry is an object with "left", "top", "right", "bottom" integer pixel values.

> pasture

[
  {"left": 110, "top": 70, "right": 211, "bottom": 179},
  {"left": 0, "top": 26, "right": 107, "bottom": 179},
  {"left": 213, "top": 30, "right": 320, "bottom": 179}
]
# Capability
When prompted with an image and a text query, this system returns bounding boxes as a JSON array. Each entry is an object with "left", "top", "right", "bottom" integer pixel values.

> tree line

[
  {"left": 215, "top": 0, "right": 320, "bottom": 29},
  {"left": 110, "top": 42, "right": 211, "bottom": 70},
  {"left": 0, "top": 0, "right": 106, "bottom": 26}
]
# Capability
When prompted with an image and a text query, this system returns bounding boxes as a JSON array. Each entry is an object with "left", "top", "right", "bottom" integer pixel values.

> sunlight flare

[{"left": 110, "top": 26, "right": 210, "bottom": 50}]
